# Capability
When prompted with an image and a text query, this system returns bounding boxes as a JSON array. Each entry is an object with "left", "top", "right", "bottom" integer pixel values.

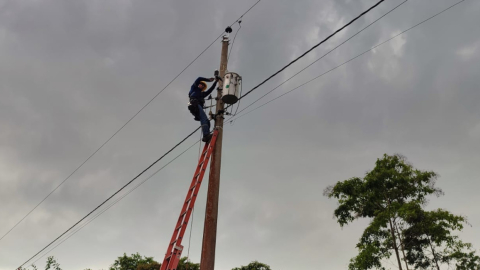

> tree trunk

[
  {"left": 393, "top": 219, "right": 410, "bottom": 270},
  {"left": 389, "top": 218, "right": 404, "bottom": 270},
  {"left": 428, "top": 237, "right": 441, "bottom": 270},
  {"left": 398, "top": 235, "right": 410, "bottom": 270}
]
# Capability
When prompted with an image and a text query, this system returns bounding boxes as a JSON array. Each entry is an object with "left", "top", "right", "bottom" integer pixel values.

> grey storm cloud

[{"left": 1, "top": 0, "right": 479, "bottom": 269}]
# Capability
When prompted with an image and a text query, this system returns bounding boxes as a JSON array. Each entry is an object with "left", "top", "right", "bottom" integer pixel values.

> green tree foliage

[
  {"left": 136, "top": 261, "right": 161, "bottom": 270},
  {"left": 45, "top": 256, "right": 62, "bottom": 270},
  {"left": 20, "top": 254, "right": 269, "bottom": 270},
  {"left": 108, "top": 253, "right": 199, "bottom": 270},
  {"left": 347, "top": 213, "right": 393, "bottom": 270},
  {"left": 325, "top": 154, "right": 441, "bottom": 270},
  {"left": 231, "top": 260, "right": 272, "bottom": 270},
  {"left": 402, "top": 207, "right": 480, "bottom": 270},
  {"left": 325, "top": 154, "right": 479, "bottom": 270},
  {"left": 109, "top": 253, "right": 157, "bottom": 270},
  {"left": 176, "top": 257, "right": 200, "bottom": 270},
  {"left": 19, "top": 256, "right": 61, "bottom": 270}
]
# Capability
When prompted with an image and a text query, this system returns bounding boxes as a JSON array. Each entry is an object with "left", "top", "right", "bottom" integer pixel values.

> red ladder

[{"left": 160, "top": 130, "right": 219, "bottom": 270}]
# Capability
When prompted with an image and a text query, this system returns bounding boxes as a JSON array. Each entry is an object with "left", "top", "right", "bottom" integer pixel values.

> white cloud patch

[{"left": 456, "top": 40, "right": 480, "bottom": 60}]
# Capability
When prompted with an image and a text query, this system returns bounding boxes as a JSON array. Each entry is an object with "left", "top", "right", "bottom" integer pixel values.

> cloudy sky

[{"left": 1, "top": 0, "right": 479, "bottom": 269}]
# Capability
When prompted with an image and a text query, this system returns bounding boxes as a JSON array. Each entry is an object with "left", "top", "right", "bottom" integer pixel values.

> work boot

[{"left": 202, "top": 133, "right": 212, "bottom": 143}]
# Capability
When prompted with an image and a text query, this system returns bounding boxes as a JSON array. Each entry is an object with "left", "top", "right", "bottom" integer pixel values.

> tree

[
  {"left": 231, "top": 261, "right": 272, "bottom": 270},
  {"left": 177, "top": 257, "right": 199, "bottom": 270},
  {"left": 44, "top": 256, "right": 62, "bottom": 270},
  {"left": 20, "top": 253, "right": 271, "bottom": 270},
  {"left": 109, "top": 253, "right": 157, "bottom": 270},
  {"left": 19, "top": 256, "right": 61, "bottom": 270},
  {"left": 108, "top": 253, "right": 199, "bottom": 270},
  {"left": 325, "top": 154, "right": 480, "bottom": 270},
  {"left": 136, "top": 261, "right": 161, "bottom": 270},
  {"left": 325, "top": 154, "right": 441, "bottom": 270}
]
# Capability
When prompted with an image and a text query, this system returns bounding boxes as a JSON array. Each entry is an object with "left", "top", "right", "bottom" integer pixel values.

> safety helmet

[{"left": 199, "top": 81, "right": 208, "bottom": 91}]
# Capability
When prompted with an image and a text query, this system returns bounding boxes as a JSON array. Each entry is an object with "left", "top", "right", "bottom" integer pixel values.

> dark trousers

[{"left": 198, "top": 104, "right": 210, "bottom": 137}]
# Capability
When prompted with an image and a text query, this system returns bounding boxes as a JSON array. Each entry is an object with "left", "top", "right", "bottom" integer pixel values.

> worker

[{"left": 188, "top": 76, "right": 218, "bottom": 142}]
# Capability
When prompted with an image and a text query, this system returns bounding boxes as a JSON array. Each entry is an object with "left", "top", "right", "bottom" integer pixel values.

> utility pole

[{"left": 200, "top": 34, "right": 229, "bottom": 270}]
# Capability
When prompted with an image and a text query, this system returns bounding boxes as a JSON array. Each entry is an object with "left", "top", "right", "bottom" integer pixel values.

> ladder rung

[
  {"left": 194, "top": 173, "right": 200, "bottom": 178},
  {"left": 190, "top": 184, "right": 197, "bottom": 191},
  {"left": 180, "top": 211, "right": 187, "bottom": 217},
  {"left": 185, "top": 197, "right": 192, "bottom": 204},
  {"left": 176, "top": 224, "right": 183, "bottom": 231},
  {"left": 170, "top": 240, "right": 177, "bottom": 246},
  {"left": 198, "top": 161, "right": 205, "bottom": 167}
]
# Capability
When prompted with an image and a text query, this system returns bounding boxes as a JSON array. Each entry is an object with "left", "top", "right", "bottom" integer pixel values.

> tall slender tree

[{"left": 325, "top": 154, "right": 442, "bottom": 269}]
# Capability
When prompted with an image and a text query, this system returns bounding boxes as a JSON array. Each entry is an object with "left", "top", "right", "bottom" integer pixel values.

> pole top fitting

[{"left": 225, "top": 26, "right": 233, "bottom": 33}]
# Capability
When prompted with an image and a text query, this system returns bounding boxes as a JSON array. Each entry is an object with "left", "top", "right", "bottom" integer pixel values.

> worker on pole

[{"left": 188, "top": 76, "right": 218, "bottom": 142}]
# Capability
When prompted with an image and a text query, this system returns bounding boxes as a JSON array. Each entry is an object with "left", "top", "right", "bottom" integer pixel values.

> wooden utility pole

[{"left": 200, "top": 34, "right": 229, "bottom": 270}]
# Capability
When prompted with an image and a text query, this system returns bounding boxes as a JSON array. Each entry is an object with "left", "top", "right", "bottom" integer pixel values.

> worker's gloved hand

[{"left": 209, "top": 77, "right": 215, "bottom": 82}]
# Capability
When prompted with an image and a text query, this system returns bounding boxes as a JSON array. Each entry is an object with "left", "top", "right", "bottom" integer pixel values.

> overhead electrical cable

[
  {"left": 28, "top": 139, "right": 202, "bottom": 268},
  {"left": 19, "top": 0, "right": 395, "bottom": 266},
  {"left": 224, "top": 0, "right": 387, "bottom": 112},
  {"left": 228, "top": 21, "right": 242, "bottom": 62},
  {"left": 0, "top": 0, "right": 263, "bottom": 244},
  {"left": 18, "top": 127, "right": 201, "bottom": 269},
  {"left": 23, "top": 0, "right": 471, "bottom": 267},
  {"left": 229, "top": 0, "right": 409, "bottom": 118},
  {"left": 228, "top": 0, "right": 469, "bottom": 124}
]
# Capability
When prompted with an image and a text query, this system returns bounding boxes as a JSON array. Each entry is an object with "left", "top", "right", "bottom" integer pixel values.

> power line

[
  {"left": 229, "top": 0, "right": 409, "bottom": 119},
  {"left": 18, "top": 127, "right": 201, "bottom": 269},
  {"left": 29, "top": 139, "right": 202, "bottom": 268},
  {"left": 21, "top": 0, "right": 471, "bottom": 266},
  {"left": 225, "top": 0, "right": 387, "bottom": 112},
  {"left": 228, "top": 21, "right": 242, "bottom": 62},
  {"left": 22, "top": 0, "right": 265, "bottom": 260},
  {"left": 0, "top": 0, "right": 263, "bottom": 244},
  {"left": 229, "top": 20, "right": 245, "bottom": 116},
  {"left": 20, "top": 0, "right": 384, "bottom": 259},
  {"left": 228, "top": 0, "right": 469, "bottom": 124},
  {"left": 17, "top": 0, "right": 391, "bottom": 264}
]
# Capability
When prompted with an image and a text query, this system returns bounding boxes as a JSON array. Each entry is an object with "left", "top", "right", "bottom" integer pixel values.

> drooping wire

[
  {"left": 185, "top": 122, "right": 204, "bottom": 266},
  {"left": 208, "top": 95, "right": 213, "bottom": 116},
  {"left": 185, "top": 196, "right": 195, "bottom": 268},
  {"left": 228, "top": 0, "right": 469, "bottom": 124},
  {"left": 228, "top": 0, "right": 409, "bottom": 119},
  {"left": 228, "top": 20, "right": 242, "bottom": 62},
  {"left": 225, "top": 18, "right": 243, "bottom": 118},
  {"left": 18, "top": 127, "right": 201, "bottom": 269},
  {"left": 1, "top": 0, "right": 263, "bottom": 244},
  {"left": 232, "top": 80, "right": 243, "bottom": 117}
]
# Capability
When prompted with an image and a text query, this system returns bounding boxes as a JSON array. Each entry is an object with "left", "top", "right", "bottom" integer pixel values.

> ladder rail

[
  {"left": 164, "top": 143, "right": 209, "bottom": 249},
  {"left": 160, "top": 130, "right": 218, "bottom": 270}
]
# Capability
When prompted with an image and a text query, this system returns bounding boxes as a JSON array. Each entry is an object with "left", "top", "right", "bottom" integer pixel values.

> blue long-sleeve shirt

[{"left": 188, "top": 77, "right": 217, "bottom": 104}]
